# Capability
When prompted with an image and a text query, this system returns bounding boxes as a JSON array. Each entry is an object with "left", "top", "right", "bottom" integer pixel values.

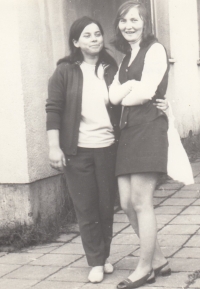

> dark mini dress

[{"left": 116, "top": 39, "right": 169, "bottom": 177}]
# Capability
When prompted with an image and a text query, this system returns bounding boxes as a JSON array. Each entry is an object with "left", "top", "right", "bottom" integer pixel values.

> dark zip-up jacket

[{"left": 46, "top": 61, "right": 121, "bottom": 155}]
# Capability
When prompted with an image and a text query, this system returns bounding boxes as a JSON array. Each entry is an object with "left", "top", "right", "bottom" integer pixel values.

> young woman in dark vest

[{"left": 109, "top": 1, "right": 171, "bottom": 288}]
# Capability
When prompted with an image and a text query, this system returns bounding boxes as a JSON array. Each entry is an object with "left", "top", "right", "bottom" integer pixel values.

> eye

[
  {"left": 119, "top": 18, "right": 126, "bottom": 23},
  {"left": 83, "top": 34, "right": 90, "bottom": 38},
  {"left": 131, "top": 18, "right": 138, "bottom": 22},
  {"left": 95, "top": 32, "right": 102, "bottom": 37}
]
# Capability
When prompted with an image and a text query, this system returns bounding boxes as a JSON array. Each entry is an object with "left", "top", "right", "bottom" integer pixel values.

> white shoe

[
  {"left": 88, "top": 266, "right": 104, "bottom": 283},
  {"left": 104, "top": 262, "right": 114, "bottom": 274}
]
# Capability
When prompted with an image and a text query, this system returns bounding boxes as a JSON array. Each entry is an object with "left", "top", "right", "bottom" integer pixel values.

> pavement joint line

[
  {"left": 167, "top": 226, "right": 200, "bottom": 259},
  {"left": 0, "top": 263, "right": 26, "bottom": 278},
  {"left": 112, "top": 224, "right": 131, "bottom": 237},
  {"left": 29, "top": 255, "right": 86, "bottom": 288}
]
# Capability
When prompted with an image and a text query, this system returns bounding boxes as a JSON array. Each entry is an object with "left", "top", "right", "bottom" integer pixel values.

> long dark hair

[
  {"left": 57, "top": 16, "right": 117, "bottom": 73},
  {"left": 112, "top": 0, "right": 154, "bottom": 54}
]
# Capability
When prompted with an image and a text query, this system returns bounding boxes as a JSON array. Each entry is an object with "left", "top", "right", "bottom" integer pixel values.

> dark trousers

[{"left": 64, "top": 144, "right": 117, "bottom": 266}]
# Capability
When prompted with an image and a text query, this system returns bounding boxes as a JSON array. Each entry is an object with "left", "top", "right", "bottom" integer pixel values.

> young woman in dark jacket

[{"left": 46, "top": 16, "right": 121, "bottom": 283}]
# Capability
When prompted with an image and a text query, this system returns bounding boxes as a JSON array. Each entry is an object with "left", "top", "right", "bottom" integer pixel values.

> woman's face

[
  {"left": 73, "top": 23, "right": 103, "bottom": 58},
  {"left": 118, "top": 7, "right": 144, "bottom": 44}
]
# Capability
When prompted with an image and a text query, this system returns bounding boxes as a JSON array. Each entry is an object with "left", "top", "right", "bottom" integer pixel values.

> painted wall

[
  {"left": 154, "top": 0, "right": 200, "bottom": 137},
  {"left": 0, "top": 0, "right": 69, "bottom": 184}
]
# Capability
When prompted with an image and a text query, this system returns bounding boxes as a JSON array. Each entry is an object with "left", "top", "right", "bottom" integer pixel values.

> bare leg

[{"left": 118, "top": 173, "right": 169, "bottom": 281}]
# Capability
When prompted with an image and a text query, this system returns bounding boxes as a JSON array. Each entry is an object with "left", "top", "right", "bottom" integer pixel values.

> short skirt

[{"left": 116, "top": 116, "right": 168, "bottom": 176}]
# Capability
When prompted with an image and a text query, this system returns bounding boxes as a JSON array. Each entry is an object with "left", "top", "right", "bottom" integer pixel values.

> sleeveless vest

[{"left": 119, "top": 39, "right": 169, "bottom": 130}]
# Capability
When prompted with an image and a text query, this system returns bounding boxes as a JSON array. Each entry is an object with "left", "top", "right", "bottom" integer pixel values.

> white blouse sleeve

[
  {"left": 121, "top": 43, "right": 168, "bottom": 106},
  {"left": 109, "top": 62, "right": 133, "bottom": 105}
]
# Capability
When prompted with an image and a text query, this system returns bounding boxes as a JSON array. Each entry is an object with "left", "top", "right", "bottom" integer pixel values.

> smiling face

[
  {"left": 118, "top": 6, "right": 144, "bottom": 44},
  {"left": 73, "top": 23, "right": 103, "bottom": 59}
]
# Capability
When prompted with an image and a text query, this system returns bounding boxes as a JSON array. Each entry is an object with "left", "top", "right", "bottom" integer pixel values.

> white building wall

[{"left": 154, "top": 0, "right": 200, "bottom": 137}]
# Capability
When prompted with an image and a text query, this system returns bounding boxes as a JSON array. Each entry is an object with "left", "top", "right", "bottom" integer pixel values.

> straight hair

[
  {"left": 112, "top": 1, "right": 154, "bottom": 54},
  {"left": 57, "top": 16, "right": 117, "bottom": 74}
]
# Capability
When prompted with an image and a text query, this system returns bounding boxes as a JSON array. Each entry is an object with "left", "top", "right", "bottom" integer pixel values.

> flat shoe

[
  {"left": 117, "top": 268, "right": 155, "bottom": 289},
  {"left": 104, "top": 262, "right": 114, "bottom": 274},
  {"left": 154, "top": 261, "right": 171, "bottom": 276},
  {"left": 88, "top": 266, "right": 104, "bottom": 283}
]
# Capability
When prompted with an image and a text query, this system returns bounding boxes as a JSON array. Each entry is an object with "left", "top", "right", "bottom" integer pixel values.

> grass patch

[{"left": 0, "top": 187, "right": 77, "bottom": 252}]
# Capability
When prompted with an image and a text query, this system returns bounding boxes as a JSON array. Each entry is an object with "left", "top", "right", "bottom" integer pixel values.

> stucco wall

[
  {"left": 0, "top": 1, "right": 29, "bottom": 184},
  {"left": 153, "top": 0, "right": 200, "bottom": 138}
]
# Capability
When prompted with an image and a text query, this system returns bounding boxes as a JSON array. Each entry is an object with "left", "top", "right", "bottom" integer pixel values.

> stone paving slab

[
  {"left": 114, "top": 256, "right": 138, "bottom": 270},
  {"left": 82, "top": 283, "right": 117, "bottom": 289},
  {"left": 158, "top": 224, "right": 199, "bottom": 235},
  {"left": 173, "top": 247, "right": 200, "bottom": 258},
  {"left": 169, "top": 257, "right": 200, "bottom": 272},
  {"left": 51, "top": 242, "right": 85, "bottom": 255},
  {"left": 153, "top": 272, "right": 189, "bottom": 288},
  {"left": 70, "top": 256, "right": 88, "bottom": 268},
  {"left": 131, "top": 246, "right": 179, "bottom": 258},
  {"left": 112, "top": 222, "right": 129, "bottom": 233},
  {"left": 155, "top": 205, "right": 185, "bottom": 215},
  {"left": 0, "top": 253, "right": 43, "bottom": 265},
  {"left": 109, "top": 244, "right": 138, "bottom": 264},
  {"left": 23, "top": 243, "right": 64, "bottom": 254},
  {"left": 193, "top": 199, "right": 200, "bottom": 205},
  {"left": 30, "top": 253, "right": 82, "bottom": 266},
  {"left": 113, "top": 214, "right": 129, "bottom": 223},
  {"left": 112, "top": 233, "right": 139, "bottom": 245},
  {"left": 172, "top": 190, "right": 200, "bottom": 198},
  {"left": 0, "top": 263, "right": 22, "bottom": 277},
  {"left": 72, "top": 235, "right": 83, "bottom": 244},
  {"left": 184, "top": 235, "right": 200, "bottom": 247},
  {"left": 154, "top": 189, "right": 177, "bottom": 197},
  {"left": 3, "top": 264, "right": 60, "bottom": 280},
  {"left": 0, "top": 278, "right": 39, "bottom": 289},
  {"left": 153, "top": 198, "right": 166, "bottom": 206},
  {"left": 181, "top": 184, "right": 200, "bottom": 191},
  {"left": 157, "top": 234, "right": 190, "bottom": 247},
  {"left": 171, "top": 215, "right": 200, "bottom": 225},
  {"left": 156, "top": 214, "right": 176, "bottom": 224},
  {"left": 99, "top": 269, "right": 132, "bottom": 284},
  {"left": 33, "top": 281, "right": 84, "bottom": 289},
  {"left": 48, "top": 267, "right": 89, "bottom": 282},
  {"left": 181, "top": 206, "right": 200, "bottom": 215},
  {"left": 157, "top": 183, "right": 183, "bottom": 190},
  {"left": 161, "top": 198, "right": 196, "bottom": 206}
]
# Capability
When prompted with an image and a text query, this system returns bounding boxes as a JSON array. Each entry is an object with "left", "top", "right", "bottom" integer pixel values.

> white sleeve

[
  {"left": 109, "top": 62, "right": 132, "bottom": 105},
  {"left": 121, "top": 43, "right": 168, "bottom": 106}
]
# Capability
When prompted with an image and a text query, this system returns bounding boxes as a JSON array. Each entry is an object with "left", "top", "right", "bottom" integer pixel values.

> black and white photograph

[{"left": 0, "top": 1, "right": 200, "bottom": 288}]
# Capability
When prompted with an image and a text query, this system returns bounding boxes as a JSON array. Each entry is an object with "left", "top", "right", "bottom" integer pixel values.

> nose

[
  {"left": 91, "top": 35, "right": 98, "bottom": 42},
  {"left": 126, "top": 20, "right": 133, "bottom": 30}
]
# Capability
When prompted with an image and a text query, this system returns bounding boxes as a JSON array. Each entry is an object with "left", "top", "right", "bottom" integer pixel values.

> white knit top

[{"left": 78, "top": 62, "right": 115, "bottom": 148}]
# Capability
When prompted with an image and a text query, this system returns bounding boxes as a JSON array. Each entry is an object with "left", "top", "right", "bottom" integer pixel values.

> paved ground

[{"left": 0, "top": 161, "right": 200, "bottom": 289}]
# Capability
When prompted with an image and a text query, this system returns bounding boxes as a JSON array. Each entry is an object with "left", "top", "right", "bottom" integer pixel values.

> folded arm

[
  {"left": 109, "top": 43, "right": 168, "bottom": 106},
  {"left": 122, "top": 43, "right": 168, "bottom": 106}
]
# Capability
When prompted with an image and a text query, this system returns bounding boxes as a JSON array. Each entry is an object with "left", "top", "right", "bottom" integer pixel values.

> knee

[{"left": 131, "top": 196, "right": 153, "bottom": 213}]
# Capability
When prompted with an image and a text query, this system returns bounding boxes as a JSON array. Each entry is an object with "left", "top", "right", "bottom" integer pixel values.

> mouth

[
  {"left": 90, "top": 45, "right": 100, "bottom": 48},
  {"left": 125, "top": 31, "right": 135, "bottom": 35}
]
